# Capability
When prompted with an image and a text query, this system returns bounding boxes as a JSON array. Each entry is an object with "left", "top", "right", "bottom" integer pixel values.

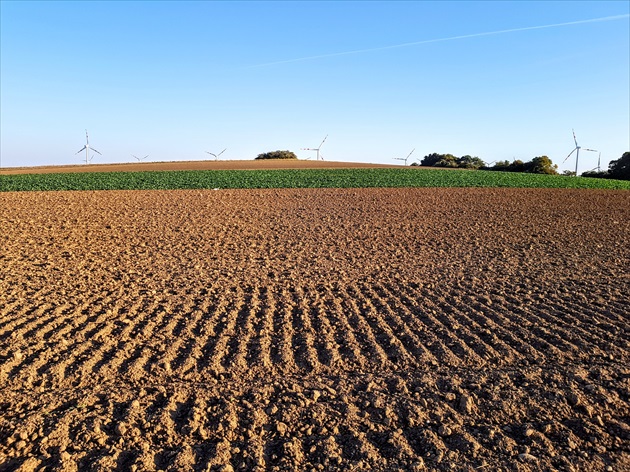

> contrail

[{"left": 246, "top": 14, "right": 629, "bottom": 68}]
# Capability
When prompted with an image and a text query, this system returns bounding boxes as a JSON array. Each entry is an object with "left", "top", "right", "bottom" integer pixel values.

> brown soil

[
  {"left": 1, "top": 188, "right": 628, "bottom": 472},
  {"left": 0, "top": 160, "right": 400, "bottom": 175}
]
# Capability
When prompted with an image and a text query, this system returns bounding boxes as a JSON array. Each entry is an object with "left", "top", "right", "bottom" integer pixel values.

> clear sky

[{"left": 1, "top": 1, "right": 629, "bottom": 174}]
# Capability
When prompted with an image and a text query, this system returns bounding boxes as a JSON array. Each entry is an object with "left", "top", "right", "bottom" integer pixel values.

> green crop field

[{"left": 1, "top": 168, "right": 629, "bottom": 191}]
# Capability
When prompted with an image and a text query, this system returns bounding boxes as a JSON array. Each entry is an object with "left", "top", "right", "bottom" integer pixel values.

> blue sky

[{"left": 1, "top": 1, "right": 628, "bottom": 173}]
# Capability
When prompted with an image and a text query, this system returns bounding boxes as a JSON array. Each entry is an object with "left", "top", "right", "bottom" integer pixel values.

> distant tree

[
  {"left": 255, "top": 150, "right": 298, "bottom": 160},
  {"left": 457, "top": 155, "right": 485, "bottom": 169},
  {"left": 506, "top": 160, "right": 525, "bottom": 172},
  {"left": 608, "top": 151, "right": 630, "bottom": 180},
  {"left": 562, "top": 170, "right": 576, "bottom": 176},
  {"left": 489, "top": 158, "right": 557, "bottom": 173},
  {"left": 420, "top": 152, "right": 487, "bottom": 170},
  {"left": 420, "top": 153, "right": 445, "bottom": 167},
  {"left": 435, "top": 154, "right": 459, "bottom": 168},
  {"left": 527, "top": 155, "right": 558, "bottom": 175},
  {"left": 490, "top": 160, "right": 512, "bottom": 171},
  {"left": 491, "top": 160, "right": 520, "bottom": 172}
]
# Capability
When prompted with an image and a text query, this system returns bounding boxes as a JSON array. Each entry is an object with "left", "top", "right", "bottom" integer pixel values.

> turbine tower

[
  {"left": 76, "top": 130, "right": 101, "bottom": 164},
  {"left": 394, "top": 148, "right": 415, "bottom": 166},
  {"left": 302, "top": 135, "right": 328, "bottom": 161},
  {"left": 205, "top": 148, "right": 227, "bottom": 161},
  {"left": 563, "top": 129, "right": 597, "bottom": 176},
  {"left": 132, "top": 154, "right": 149, "bottom": 161},
  {"left": 596, "top": 152, "right": 601, "bottom": 172}
]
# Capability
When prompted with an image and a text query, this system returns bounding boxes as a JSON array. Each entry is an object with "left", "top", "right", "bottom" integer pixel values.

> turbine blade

[
  {"left": 572, "top": 129, "right": 578, "bottom": 147},
  {"left": 76, "top": 146, "right": 87, "bottom": 154},
  {"left": 563, "top": 148, "right": 577, "bottom": 163},
  {"left": 583, "top": 148, "right": 598, "bottom": 152},
  {"left": 319, "top": 135, "right": 328, "bottom": 148},
  {"left": 218, "top": 148, "right": 226, "bottom": 156},
  {"left": 143, "top": 155, "right": 149, "bottom": 160},
  {"left": 92, "top": 148, "right": 102, "bottom": 155}
]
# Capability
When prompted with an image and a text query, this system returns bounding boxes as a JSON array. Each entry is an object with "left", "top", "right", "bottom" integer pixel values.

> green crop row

[{"left": 2, "top": 168, "right": 629, "bottom": 192}]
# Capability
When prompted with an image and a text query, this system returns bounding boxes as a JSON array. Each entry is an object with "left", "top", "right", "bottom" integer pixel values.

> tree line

[
  {"left": 411, "top": 151, "right": 630, "bottom": 180},
  {"left": 411, "top": 153, "right": 558, "bottom": 175}
]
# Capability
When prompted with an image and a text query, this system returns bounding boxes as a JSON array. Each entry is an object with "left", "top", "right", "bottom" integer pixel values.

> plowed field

[{"left": 1, "top": 188, "right": 629, "bottom": 472}]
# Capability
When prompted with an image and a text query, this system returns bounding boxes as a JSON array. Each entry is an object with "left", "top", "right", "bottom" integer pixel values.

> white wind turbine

[
  {"left": 76, "top": 130, "right": 102, "bottom": 164},
  {"left": 206, "top": 148, "right": 226, "bottom": 161},
  {"left": 563, "top": 129, "right": 597, "bottom": 176},
  {"left": 302, "top": 135, "right": 328, "bottom": 161},
  {"left": 595, "top": 152, "right": 602, "bottom": 172},
  {"left": 132, "top": 154, "right": 149, "bottom": 161},
  {"left": 394, "top": 148, "right": 415, "bottom": 166},
  {"left": 587, "top": 152, "right": 603, "bottom": 173}
]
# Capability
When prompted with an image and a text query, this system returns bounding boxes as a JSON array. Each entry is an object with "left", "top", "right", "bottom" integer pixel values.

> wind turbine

[
  {"left": 206, "top": 148, "right": 226, "bottom": 161},
  {"left": 596, "top": 152, "right": 601, "bottom": 172},
  {"left": 563, "top": 129, "right": 597, "bottom": 176},
  {"left": 302, "top": 135, "right": 328, "bottom": 161},
  {"left": 76, "top": 130, "right": 101, "bottom": 164},
  {"left": 587, "top": 153, "right": 603, "bottom": 173},
  {"left": 132, "top": 154, "right": 149, "bottom": 161},
  {"left": 394, "top": 148, "right": 415, "bottom": 166}
]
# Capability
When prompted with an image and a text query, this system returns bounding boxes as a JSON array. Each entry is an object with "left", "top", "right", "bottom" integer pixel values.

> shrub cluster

[
  {"left": 487, "top": 156, "right": 558, "bottom": 175},
  {"left": 255, "top": 150, "right": 298, "bottom": 160},
  {"left": 413, "top": 153, "right": 486, "bottom": 170}
]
